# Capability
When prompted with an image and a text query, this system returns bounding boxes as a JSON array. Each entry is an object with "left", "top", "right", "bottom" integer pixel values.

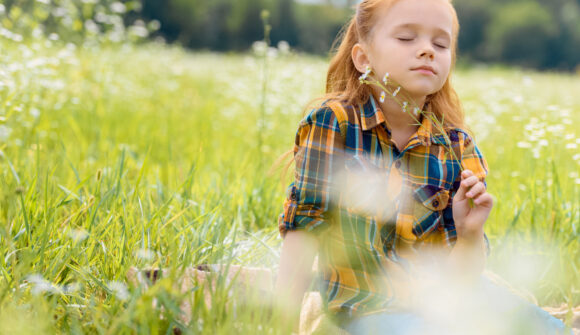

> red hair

[{"left": 272, "top": 0, "right": 465, "bottom": 182}]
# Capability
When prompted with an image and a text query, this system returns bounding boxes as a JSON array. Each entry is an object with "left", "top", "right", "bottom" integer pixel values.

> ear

[{"left": 352, "top": 43, "right": 371, "bottom": 74}]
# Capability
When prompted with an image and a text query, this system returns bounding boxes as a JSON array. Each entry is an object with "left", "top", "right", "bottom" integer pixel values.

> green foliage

[
  {"left": 485, "top": 2, "right": 557, "bottom": 68},
  {"left": 0, "top": 0, "right": 157, "bottom": 45},
  {"left": 0, "top": 33, "right": 578, "bottom": 331}
]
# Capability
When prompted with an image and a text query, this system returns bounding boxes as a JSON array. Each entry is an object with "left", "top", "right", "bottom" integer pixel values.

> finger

[
  {"left": 474, "top": 192, "right": 493, "bottom": 207},
  {"left": 461, "top": 169, "right": 473, "bottom": 180},
  {"left": 455, "top": 175, "right": 479, "bottom": 201},
  {"left": 466, "top": 182, "right": 486, "bottom": 198}
]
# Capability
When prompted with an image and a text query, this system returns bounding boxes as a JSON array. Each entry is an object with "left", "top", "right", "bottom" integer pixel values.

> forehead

[{"left": 375, "top": 0, "right": 454, "bottom": 36}]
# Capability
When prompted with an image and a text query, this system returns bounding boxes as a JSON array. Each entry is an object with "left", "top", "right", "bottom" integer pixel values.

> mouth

[{"left": 412, "top": 66, "right": 436, "bottom": 75}]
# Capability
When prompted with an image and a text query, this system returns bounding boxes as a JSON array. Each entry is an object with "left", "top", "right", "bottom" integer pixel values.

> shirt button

[
  {"left": 432, "top": 199, "right": 439, "bottom": 208},
  {"left": 394, "top": 161, "right": 402, "bottom": 169}
]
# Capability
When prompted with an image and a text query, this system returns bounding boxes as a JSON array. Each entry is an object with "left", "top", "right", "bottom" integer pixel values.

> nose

[{"left": 417, "top": 41, "right": 435, "bottom": 60}]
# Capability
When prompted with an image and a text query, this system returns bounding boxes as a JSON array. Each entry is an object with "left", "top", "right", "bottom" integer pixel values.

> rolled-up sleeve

[
  {"left": 278, "top": 106, "right": 344, "bottom": 238},
  {"left": 458, "top": 131, "right": 488, "bottom": 187}
]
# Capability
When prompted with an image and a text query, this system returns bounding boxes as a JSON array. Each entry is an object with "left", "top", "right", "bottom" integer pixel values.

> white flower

[
  {"left": 402, "top": 101, "right": 408, "bottom": 113},
  {"left": 0, "top": 125, "right": 11, "bottom": 141},
  {"left": 413, "top": 107, "right": 420, "bottom": 116},
  {"left": 382, "top": 72, "right": 389, "bottom": 85},
  {"left": 68, "top": 228, "right": 88, "bottom": 243},
  {"left": 380, "top": 91, "right": 386, "bottom": 103},
  {"left": 110, "top": 2, "right": 126, "bottom": 14},
  {"left": 392, "top": 86, "right": 401, "bottom": 97},
  {"left": 136, "top": 248, "right": 155, "bottom": 260},
  {"left": 108, "top": 281, "right": 129, "bottom": 301},
  {"left": 359, "top": 66, "right": 372, "bottom": 83}
]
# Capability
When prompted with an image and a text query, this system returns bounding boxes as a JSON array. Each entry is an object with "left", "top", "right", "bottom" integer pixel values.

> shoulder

[
  {"left": 299, "top": 100, "right": 354, "bottom": 132},
  {"left": 446, "top": 128, "right": 482, "bottom": 154}
]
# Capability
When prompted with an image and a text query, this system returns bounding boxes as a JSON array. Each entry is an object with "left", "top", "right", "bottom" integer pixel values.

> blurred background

[{"left": 1, "top": 0, "right": 580, "bottom": 71}]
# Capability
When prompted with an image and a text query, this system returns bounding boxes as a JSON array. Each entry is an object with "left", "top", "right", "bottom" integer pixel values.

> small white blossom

[
  {"left": 0, "top": 125, "right": 11, "bottom": 141},
  {"left": 136, "top": 248, "right": 155, "bottom": 260},
  {"left": 392, "top": 86, "right": 401, "bottom": 97},
  {"left": 402, "top": 101, "right": 408, "bottom": 113},
  {"left": 110, "top": 2, "right": 126, "bottom": 14},
  {"left": 382, "top": 72, "right": 389, "bottom": 85},
  {"left": 108, "top": 281, "right": 129, "bottom": 301},
  {"left": 359, "top": 66, "right": 372, "bottom": 83},
  {"left": 413, "top": 107, "right": 421, "bottom": 116},
  {"left": 68, "top": 228, "right": 89, "bottom": 243},
  {"left": 380, "top": 91, "right": 386, "bottom": 103}
]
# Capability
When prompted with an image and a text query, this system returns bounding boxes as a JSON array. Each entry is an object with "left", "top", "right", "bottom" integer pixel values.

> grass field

[{"left": 0, "top": 41, "right": 578, "bottom": 333}]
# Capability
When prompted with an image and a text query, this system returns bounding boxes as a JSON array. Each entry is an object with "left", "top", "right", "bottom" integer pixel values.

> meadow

[{"left": 0, "top": 40, "right": 578, "bottom": 333}]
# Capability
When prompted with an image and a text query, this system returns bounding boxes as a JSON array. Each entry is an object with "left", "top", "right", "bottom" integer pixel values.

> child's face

[{"left": 359, "top": 0, "right": 454, "bottom": 102}]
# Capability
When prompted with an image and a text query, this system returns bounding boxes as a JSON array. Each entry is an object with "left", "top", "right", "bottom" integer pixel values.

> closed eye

[
  {"left": 434, "top": 43, "right": 449, "bottom": 49},
  {"left": 397, "top": 38, "right": 414, "bottom": 42}
]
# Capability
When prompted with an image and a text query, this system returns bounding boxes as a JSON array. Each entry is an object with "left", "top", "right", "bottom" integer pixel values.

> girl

[{"left": 275, "top": 0, "right": 571, "bottom": 334}]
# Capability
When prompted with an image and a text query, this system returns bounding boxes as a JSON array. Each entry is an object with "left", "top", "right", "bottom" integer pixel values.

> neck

[{"left": 375, "top": 89, "right": 426, "bottom": 132}]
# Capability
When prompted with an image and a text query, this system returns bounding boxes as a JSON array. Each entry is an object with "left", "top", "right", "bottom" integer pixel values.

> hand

[{"left": 452, "top": 169, "right": 493, "bottom": 242}]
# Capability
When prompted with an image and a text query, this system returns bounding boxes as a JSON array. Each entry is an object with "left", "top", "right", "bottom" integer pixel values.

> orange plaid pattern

[{"left": 278, "top": 96, "right": 489, "bottom": 318}]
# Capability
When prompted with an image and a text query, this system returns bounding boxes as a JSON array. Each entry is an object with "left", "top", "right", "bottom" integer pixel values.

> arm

[
  {"left": 275, "top": 230, "right": 318, "bottom": 332},
  {"left": 447, "top": 133, "right": 493, "bottom": 284},
  {"left": 275, "top": 106, "right": 343, "bottom": 331}
]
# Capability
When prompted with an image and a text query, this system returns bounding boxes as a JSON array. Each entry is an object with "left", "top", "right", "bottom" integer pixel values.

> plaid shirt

[{"left": 278, "top": 96, "right": 489, "bottom": 318}]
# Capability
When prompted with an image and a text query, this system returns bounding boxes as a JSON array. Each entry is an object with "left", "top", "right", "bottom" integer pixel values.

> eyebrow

[{"left": 392, "top": 23, "right": 451, "bottom": 38}]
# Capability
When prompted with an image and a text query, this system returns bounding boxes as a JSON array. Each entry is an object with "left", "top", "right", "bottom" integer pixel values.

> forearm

[
  {"left": 275, "top": 230, "right": 319, "bottom": 331},
  {"left": 446, "top": 231, "right": 486, "bottom": 284}
]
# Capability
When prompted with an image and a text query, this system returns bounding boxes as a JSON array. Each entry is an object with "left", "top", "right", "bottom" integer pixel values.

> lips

[{"left": 412, "top": 65, "right": 436, "bottom": 74}]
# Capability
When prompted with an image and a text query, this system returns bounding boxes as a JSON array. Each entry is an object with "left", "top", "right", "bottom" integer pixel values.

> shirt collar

[{"left": 361, "top": 95, "right": 434, "bottom": 146}]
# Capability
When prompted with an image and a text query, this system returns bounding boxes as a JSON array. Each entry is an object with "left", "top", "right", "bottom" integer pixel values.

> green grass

[{"left": 0, "top": 40, "right": 578, "bottom": 333}]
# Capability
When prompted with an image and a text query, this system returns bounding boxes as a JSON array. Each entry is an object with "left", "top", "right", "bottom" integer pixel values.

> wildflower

[
  {"left": 380, "top": 91, "right": 386, "bottom": 103},
  {"left": 382, "top": 72, "right": 389, "bottom": 85},
  {"left": 27, "top": 274, "right": 58, "bottom": 295},
  {"left": 413, "top": 107, "right": 420, "bottom": 116},
  {"left": 136, "top": 248, "right": 155, "bottom": 261},
  {"left": 392, "top": 86, "right": 401, "bottom": 97},
  {"left": 359, "top": 66, "right": 372, "bottom": 83},
  {"left": 108, "top": 281, "right": 129, "bottom": 301},
  {"left": 402, "top": 101, "right": 408, "bottom": 113},
  {"left": 69, "top": 228, "right": 89, "bottom": 243},
  {"left": 0, "top": 125, "right": 11, "bottom": 141}
]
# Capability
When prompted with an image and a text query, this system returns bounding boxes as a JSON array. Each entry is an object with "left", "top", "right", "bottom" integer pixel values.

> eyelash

[{"left": 397, "top": 38, "right": 448, "bottom": 49}]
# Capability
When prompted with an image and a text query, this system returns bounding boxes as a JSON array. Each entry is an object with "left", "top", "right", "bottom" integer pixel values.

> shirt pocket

[{"left": 411, "top": 184, "right": 450, "bottom": 240}]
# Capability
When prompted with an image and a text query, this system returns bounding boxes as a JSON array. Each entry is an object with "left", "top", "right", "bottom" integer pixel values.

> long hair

[
  {"left": 326, "top": 0, "right": 464, "bottom": 129},
  {"left": 271, "top": 0, "right": 465, "bottom": 183}
]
